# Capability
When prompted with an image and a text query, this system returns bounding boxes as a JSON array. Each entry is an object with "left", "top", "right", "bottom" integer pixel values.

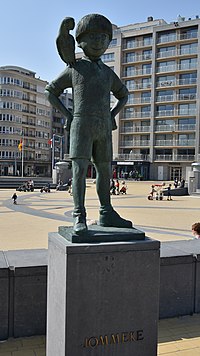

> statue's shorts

[{"left": 69, "top": 115, "right": 112, "bottom": 163}]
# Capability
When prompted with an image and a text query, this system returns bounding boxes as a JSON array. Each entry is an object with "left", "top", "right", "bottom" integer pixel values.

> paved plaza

[
  {"left": 0, "top": 180, "right": 198, "bottom": 250},
  {"left": 0, "top": 179, "right": 200, "bottom": 355}
]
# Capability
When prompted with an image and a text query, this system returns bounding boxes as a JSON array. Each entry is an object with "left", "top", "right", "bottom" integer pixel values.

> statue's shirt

[
  {"left": 46, "top": 57, "right": 128, "bottom": 160},
  {"left": 46, "top": 57, "right": 128, "bottom": 120}
]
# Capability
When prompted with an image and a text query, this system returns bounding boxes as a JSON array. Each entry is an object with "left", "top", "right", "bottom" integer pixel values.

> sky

[{"left": 1, "top": 0, "right": 199, "bottom": 82}]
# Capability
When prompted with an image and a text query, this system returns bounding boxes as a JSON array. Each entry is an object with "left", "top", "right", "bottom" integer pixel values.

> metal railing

[
  {"left": 155, "top": 124, "right": 196, "bottom": 132},
  {"left": 155, "top": 154, "right": 195, "bottom": 161},
  {"left": 113, "top": 153, "right": 150, "bottom": 161},
  {"left": 121, "top": 126, "right": 150, "bottom": 133}
]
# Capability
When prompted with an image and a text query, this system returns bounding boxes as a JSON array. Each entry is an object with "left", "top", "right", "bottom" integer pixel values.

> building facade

[
  {"left": 101, "top": 15, "right": 200, "bottom": 181},
  {"left": 0, "top": 66, "right": 72, "bottom": 177}
]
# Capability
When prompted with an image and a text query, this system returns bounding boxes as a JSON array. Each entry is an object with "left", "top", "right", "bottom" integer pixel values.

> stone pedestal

[{"left": 47, "top": 229, "right": 160, "bottom": 356}]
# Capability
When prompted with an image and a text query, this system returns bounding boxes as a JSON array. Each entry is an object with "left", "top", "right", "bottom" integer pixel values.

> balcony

[
  {"left": 177, "top": 63, "right": 197, "bottom": 71},
  {"left": 179, "top": 32, "right": 198, "bottom": 40},
  {"left": 157, "top": 65, "right": 176, "bottom": 73},
  {"left": 156, "top": 48, "right": 197, "bottom": 59},
  {"left": 156, "top": 110, "right": 175, "bottom": 117},
  {"left": 123, "top": 39, "right": 153, "bottom": 50},
  {"left": 135, "top": 54, "right": 152, "bottom": 61},
  {"left": 155, "top": 124, "right": 196, "bottom": 132},
  {"left": 177, "top": 78, "right": 197, "bottom": 86},
  {"left": 155, "top": 154, "right": 195, "bottom": 161},
  {"left": 127, "top": 97, "right": 151, "bottom": 105},
  {"left": 177, "top": 139, "right": 195, "bottom": 146},
  {"left": 121, "top": 126, "right": 150, "bottom": 133},
  {"left": 178, "top": 48, "right": 198, "bottom": 56},
  {"left": 155, "top": 125, "right": 175, "bottom": 132},
  {"left": 155, "top": 154, "right": 173, "bottom": 161},
  {"left": 155, "top": 139, "right": 195, "bottom": 147},
  {"left": 156, "top": 109, "right": 196, "bottom": 117},
  {"left": 156, "top": 78, "right": 197, "bottom": 88},
  {"left": 156, "top": 95, "right": 174, "bottom": 102},
  {"left": 124, "top": 111, "right": 151, "bottom": 119},
  {"left": 155, "top": 140, "right": 174, "bottom": 146},
  {"left": 123, "top": 68, "right": 152, "bottom": 77},
  {"left": 156, "top": 93, "right": 196, "bottom": 103},
  {"left": 126, "top": 82, "right": 152, "bottom": 91},
  {"left": 157, "top": 63, "right": 197, "bottom": 73},
  {"left": 177, "top": 93, "right": 196, "bottom": 101},
  {"left": 157, "top": 35, "right": 177, "bottom": 44},
  {"left": 156, "top": 80, "right": 175, "bottom": 87},
  {"left": 177, "top": 124, "right": 196, "bottom": 131},
  {"left": 113, "top": 153, "right": 150, "bottom": 161},
  {"left": 157, "top": 50, "right": 177, "bottom": 59},
  {"left": 120, "top": 140, "right": 150, "bottom": 147}
]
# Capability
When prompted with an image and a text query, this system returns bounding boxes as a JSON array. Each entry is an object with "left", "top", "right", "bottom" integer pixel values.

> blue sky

[{"left": 1, "top": 0, "right": 199, "bottom": 82}]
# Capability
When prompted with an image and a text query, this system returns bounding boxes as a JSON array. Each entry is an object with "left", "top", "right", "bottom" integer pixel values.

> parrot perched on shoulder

[{"left": 56, "top": 17, "right": 76, "bottom": 67}]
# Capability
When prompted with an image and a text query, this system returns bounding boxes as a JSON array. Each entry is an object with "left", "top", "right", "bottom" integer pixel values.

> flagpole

[
  {"left": 21, "top": 138, "right": 24, "bottom": 178},
  {"left": 52, "top": 134, "right": 55, "bottom": 176},
  {"left": 21, "top": 131, "right": 24, "bottom": 178}
]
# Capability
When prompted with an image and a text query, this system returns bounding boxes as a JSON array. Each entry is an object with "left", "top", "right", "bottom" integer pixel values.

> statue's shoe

[
  {"left": 99, "top": 210, "right": 132, "bottom": 228},
  {"left": 73, "top": 216, "right": 87, "bottom": 234}
]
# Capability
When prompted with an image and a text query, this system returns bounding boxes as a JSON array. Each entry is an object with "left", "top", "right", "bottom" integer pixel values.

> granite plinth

[
  {"left": 47, "top": 231, "right": 160, "bottom": 356},
  {"left": 58, "top": 224, "right": 145, "bottom": 243},
  {"left": 0, "top": 251, "right": 9, "bottom": 340},
  {"left": 4, "top": 249, "right": 47, "bottom": 337}
]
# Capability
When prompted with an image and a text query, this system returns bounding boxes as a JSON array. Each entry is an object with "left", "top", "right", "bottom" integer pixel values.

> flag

[
  {"left": 18, "top": 139, "right": 23, "bottom": 152},
  {"left": 48, "top": 138, "right": 53, "bottom": 148}
]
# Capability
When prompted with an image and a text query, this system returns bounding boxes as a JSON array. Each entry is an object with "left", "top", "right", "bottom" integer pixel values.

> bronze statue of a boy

[{"left": 45, "top": 14, "right": 132, "bottom": 234}]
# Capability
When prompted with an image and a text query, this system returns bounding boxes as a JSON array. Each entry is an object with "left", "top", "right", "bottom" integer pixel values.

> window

[
  {"left": 157, "top": 105, "right": 174, "bottom": 116},
  {"left": 178, "top": 118, "right": 195, "bottom": 131},
  {"left": 141, "top": 106, "right": 151, "bottom": 117},
  {"left": 124, "top": 52, "right": 135, "bottom": 63},
  {"left": 156, "top": 119, "right": 174, "bottom": 126},
  {"left": 142, "top": 78, "right": 151, "bottom": 88},
  {"left": 109, "top": 38, "right": 117, "bottom": 47},
  {"left": 124, "top": 122, "right": 133, "bottom": 131},
  {"left": 142, "top": 63, "right": 151, "bottom": 74},
  {"left": 124, "top": 66, "right": 135, "bottom": 76},
  {"left": 179, "top": 103, "right": 196, "bottom": 115},
  {"left": 156, "top": 90, "right": 174, "bottom": 102},
  {"left": 101, "top": 53, "right": 114, "bottom": 62},
  {"left": 179, "top": 88, "right": 196, "bottom": 100},
  {"left": 158, "top": 31, "right": 176, "bottom": 43},
  {"left": 143, "top": 50, "right": 152, "bottom": 59},
  {"left": 180, "top": 43, "right": 197, "bottom": 55},
  {"left": 157, "top": 75, "right": 175, "bottom": 87},
  {"left": 141, "top": 92, "right": 151, "bottom": 103},
  {"left": 125, "top": 80, "right": 135, "bottom": 90},
  {"left": 127, "top": 93, "right": 134, "bottom": 104},
  {"left": 178, "top": 133, "right": 195, "bottom": 145},
  {"left": 179, "top": 58, "right": 197, "bottom": 70},
  {"left": 180, "top": 27, "right": 198, "bottom": 40},
  {"left": 124, "top": 38, "right": 135, "bottom": 49},
  {"left": 157, "top": 46, "right": 175, "bottom": 57},
  {"left": 179, "top": 72, "right": 197, "bottom": 85},
  {"left": 178, "top": 118, "right": 195, "bottom": 125},
  {"left": 124, "top": 107, "right": 134, "bottom": 118},
  {"left": 143, "top": 35, "right": 152, "bottom": 46},
  {"left": 156, "top": 133, "right": 173, "bottom": 141},
  {"left": 157, "top": 60, "right": 175, "bottom": 72}
]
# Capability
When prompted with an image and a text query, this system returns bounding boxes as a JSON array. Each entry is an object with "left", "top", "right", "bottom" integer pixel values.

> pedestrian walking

[
  {"left": 167, "top": 184, "right": 172, "bottom": 200},
  {"left": 12, "top": 193, "right": 17, "bottom": 204}
]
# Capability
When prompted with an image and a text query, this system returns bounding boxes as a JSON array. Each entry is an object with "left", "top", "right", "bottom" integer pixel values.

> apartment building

[
  {"left": 100, "top": 15, "right": 200, "bottom": 181},
  {"left": 0, "top": 66, "right": 72, "bottom": 177}
]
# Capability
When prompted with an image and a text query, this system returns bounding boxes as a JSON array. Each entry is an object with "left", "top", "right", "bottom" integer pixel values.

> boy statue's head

[{"left": 75, "top": 14, "right": 113, "bottom": 60}]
